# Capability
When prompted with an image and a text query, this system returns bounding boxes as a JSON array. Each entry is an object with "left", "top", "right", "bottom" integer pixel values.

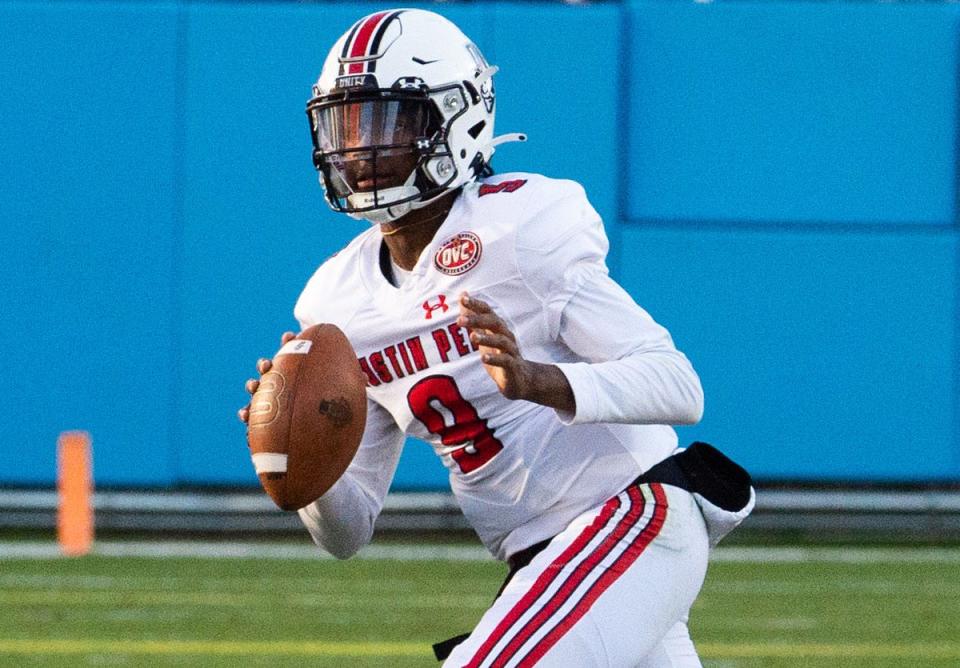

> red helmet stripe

[
  {"left": 339, "top": 21, "right": 362, "bottom": 60},
  {"left": 367, "top": 10, "right": 405, "bottom": 74},
  {"left": 347, "top": 11, "right": 390, "bottom": 74}
]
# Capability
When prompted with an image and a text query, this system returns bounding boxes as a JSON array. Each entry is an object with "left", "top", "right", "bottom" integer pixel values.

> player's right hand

[{"left": 237, "top": 331, "right": 297, "bottom": 424}]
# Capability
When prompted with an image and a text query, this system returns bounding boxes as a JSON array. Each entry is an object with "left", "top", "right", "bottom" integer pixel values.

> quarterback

[{"left": 240, "top": 8, "right": 752, "bottom": 667}]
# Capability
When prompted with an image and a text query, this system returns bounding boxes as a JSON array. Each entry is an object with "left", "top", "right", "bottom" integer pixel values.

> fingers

[
  {"left": 479, "top": 351, "right": 515, "bottom": 368},
  {"left": 470, "top": 330, "right": 519, "bottom": 357},
  {"left": 240, "top": 356, "right": 272, "bottom": 424},
  {"left": 460, "top": 311, "right": 512, "bottom": 334},
  {"left": 457, "top": 293, "right": 514, "bottom": 339},
  {"left": 239, "top": 333, "right": 290, "bottom": 426},
  {"left": 240, "top": 372, "right": 260, "bottom": 423},
  {"left": 458, "top": 292, "right": 492, "bottom": 313}
]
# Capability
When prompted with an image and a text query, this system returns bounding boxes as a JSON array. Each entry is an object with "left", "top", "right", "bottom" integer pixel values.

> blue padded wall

[
  {"left": 618, "top": 226, "right": 958, "bottom": 480},
  {"left": 486, "top": 3, "right": 622, "bottom": 232},
  {"left": 620, "top": 0, "right": 960, "bottom": 481},
  {"left": 4, "top": 0, "right": 959, "bottom": 487}
]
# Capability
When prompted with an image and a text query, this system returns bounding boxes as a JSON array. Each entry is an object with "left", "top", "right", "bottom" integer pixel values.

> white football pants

[{"left": 444, "top": 483, "right": 709, "bottom": 668}]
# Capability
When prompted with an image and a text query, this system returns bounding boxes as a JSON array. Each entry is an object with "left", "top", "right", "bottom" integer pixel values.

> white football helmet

[{"left": 307, "top": 8, "right": 526, "bottom": 224}]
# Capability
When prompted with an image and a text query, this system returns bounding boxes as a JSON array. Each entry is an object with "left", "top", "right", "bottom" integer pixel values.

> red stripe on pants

[
  {"left": 489, "top": 486, "right": 650, "bottom": 668},
  {"left": 464, "top": 495, "right": 624, "bottom": 668},
  {"left": 518, "top": 484, "right": 669, "bottom": 666}
]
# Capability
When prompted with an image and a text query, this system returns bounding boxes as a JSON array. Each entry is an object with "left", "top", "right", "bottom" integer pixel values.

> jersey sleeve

[
  {"left": 297, "top": 397, "right": 405, "bottom": 559},
  {"left": 552, "top": 268, "right": 704, "bottom": 425},
  {"left": 515, "top": 178, "right": 610, "bottom": 341},
  {"left": 515, "top": 178, "right": 703, "bottom": 427}
]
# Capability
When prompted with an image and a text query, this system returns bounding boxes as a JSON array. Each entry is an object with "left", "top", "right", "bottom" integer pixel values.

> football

[{"left": 246, "top": 324, "right": 367, "bottom": 511}]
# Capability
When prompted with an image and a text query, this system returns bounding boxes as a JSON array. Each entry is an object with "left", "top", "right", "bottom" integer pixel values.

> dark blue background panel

[
  {"left": 1, "top": 2, "right": 179, "bottom": 485},
  {"left": 619, "top": 226, "right": 958, "bottom": 481},
  {"left": 627, "top": 1, "right": 958, "bottom": 225}
]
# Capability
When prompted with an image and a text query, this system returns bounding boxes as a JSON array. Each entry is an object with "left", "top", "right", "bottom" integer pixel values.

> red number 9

[{"left": 407, "top": 375, "right": 503, "bottom": 474}]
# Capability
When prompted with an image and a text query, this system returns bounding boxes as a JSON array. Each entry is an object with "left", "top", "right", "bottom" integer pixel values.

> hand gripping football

[{"left": 246, "top": 324, "right": 367, "bottom": 511}]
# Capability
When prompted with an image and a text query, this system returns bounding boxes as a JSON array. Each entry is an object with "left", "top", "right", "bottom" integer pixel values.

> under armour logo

[{"left": 423, "top": 295, "right": 449, "bottom": 320}]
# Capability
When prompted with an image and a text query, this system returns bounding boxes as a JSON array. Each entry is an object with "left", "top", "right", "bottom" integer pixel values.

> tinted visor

[{"left": 311, "top": 97, "right": 435, "bottom": 154}]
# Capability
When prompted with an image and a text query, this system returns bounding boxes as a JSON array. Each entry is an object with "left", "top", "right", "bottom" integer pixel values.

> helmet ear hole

[{"left": 467, "top": 121, "right": 486, "bottom": 140}]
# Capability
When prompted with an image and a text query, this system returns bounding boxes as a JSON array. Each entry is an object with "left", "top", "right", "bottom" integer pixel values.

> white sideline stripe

[
  {"left": 0, "top": 541, "right": 492, "bottom": 561},
  {"left": 3, "top": 489, "right": 960, "bottom": 513},
  {"left": 1, "top": 542, "right": 960, "bottom": 563},
  {"left": 0, "top": 490, "right": 459, "bottom": 512}
]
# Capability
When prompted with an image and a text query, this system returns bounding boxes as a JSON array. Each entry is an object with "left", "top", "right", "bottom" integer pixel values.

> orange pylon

[{"left": 57, "top": 431, "right": 94, "bottom": 556}]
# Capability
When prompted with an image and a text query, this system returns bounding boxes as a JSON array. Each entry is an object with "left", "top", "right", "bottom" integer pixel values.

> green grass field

[{"left": 2, "top": 548, "right": 959, "bottom": 667}]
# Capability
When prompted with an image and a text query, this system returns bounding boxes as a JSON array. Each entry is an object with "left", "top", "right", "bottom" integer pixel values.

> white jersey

[{"left": 295, "top": 173, "right": 703, "bottom": 561}]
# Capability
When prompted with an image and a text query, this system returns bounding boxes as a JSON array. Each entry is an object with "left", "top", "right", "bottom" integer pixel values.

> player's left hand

[
  {"left": 457, "top": 293, "right": 576, "bottom": 414},
  {"left": 457, "top": 293, "right": 533, "bottom": 401}
]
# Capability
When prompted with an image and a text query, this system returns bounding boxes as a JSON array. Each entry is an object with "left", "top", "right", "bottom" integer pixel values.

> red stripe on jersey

[
  {"left": 464, "top": 495, "right": 623, "bottom": 668},
  {"left": 347, "top": 11, "right": 389, "bottom": 74},
  {"left": 488, "top": 486, "right": 650, "bottom": 668},
  {"left": 518, "top": 484, "right": 669, "bottom": 666}
]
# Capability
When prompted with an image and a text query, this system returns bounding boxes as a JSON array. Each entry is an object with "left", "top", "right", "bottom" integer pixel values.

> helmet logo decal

[
  {"left": 335, "top": 74, "right": 376, "bottom": 89},
  {"left": 339, "top": 10, "right": 406, "bottom": 76},
  {"left": 393, "top": 76, "right": 425, "bottom": 90},
  {"left": 434, "top": 232, "right": 483, "bottom": 276}
]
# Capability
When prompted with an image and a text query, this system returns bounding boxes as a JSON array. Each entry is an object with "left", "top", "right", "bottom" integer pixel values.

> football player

[{"left": 240, "top": 9, "right": 752, "bottom": 667}]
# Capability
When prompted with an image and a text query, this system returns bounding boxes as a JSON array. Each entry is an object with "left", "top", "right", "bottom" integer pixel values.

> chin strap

[
  {"left": 488, "top": 132, "right": 527, "bottom": 150},
  {"left": 346, "top": 169, "right": 421, "bottom": 224},
  {"left": 350, "top": 199, "right": 412, "bottom": 225}
]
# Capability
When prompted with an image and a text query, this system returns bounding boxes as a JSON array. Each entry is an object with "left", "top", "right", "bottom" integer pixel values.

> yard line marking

[
  {"left": 0, "top": 639, "right": 426, "bottom": 656},
  {"left": 698, "top": 642, "right": 960, "bottom": 659},
  {"left": 703, "top": 580, "right": 960, "bottom": 596},
  {"left": 710, "top": 546, "right": 960, "bottom": 563},
  {"left": 0, "top": 588, "right": 492, "bottom": 610},
  {"left": 0, "top": 639, "right": 958, "bottom": 659},
  {"left": 0, "top": 573, "right": 494, "bottom": 596},
  {"left": 0, "top": 541, "right": 492, "bottom": 561},
  {"left": 1, "top": 542, "right": 960, "bottom": 563}
]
